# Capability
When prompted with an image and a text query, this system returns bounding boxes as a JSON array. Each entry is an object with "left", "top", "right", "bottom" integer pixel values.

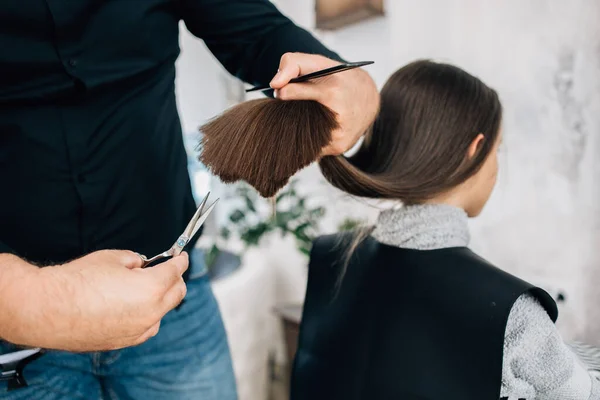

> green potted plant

[{"left": 205, "top": 179, "right": 326, "bottom": 279}]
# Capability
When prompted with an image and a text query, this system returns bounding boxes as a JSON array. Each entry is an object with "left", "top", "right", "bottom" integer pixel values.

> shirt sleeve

[
  {"left": 177, "top": 0, "right": 344, "bottom": 88},
  {"left": 501, "top": 293, "right": 600, "bottom": 400},
  {"left": 0, "top": 240, "right": 14, "bottom": 255}
]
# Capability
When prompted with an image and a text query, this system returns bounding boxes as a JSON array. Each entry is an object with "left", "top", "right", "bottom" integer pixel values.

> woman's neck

[{"left": 371, "top": 203, "right": 470, "bottom": 250}]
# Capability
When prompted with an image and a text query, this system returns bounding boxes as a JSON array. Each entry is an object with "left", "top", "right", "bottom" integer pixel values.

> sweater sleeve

[{"left": 501, "top": 293, "right": 600, "bottom": 400}]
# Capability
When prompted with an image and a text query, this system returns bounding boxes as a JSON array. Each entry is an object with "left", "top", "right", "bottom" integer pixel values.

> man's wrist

[
  {"left": 0, "top": 255, "right": 73, "bottom": 349},
  {"left": 0, "top": 254, "right": 44, "bottom": 345}
]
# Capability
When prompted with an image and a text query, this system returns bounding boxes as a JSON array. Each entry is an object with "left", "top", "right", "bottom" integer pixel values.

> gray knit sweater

[{"left": 370, "top": 204, "right": 600, "bottom": 399}]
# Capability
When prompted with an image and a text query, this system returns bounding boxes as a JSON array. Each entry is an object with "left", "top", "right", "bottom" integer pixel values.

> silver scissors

[{"left": 139, "top": 192, "right": 219, "bottom": 268}]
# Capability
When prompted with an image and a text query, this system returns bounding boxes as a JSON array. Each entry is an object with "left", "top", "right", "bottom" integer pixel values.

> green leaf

[
  {"left": 275, "top": 191, "right": 290, "bottom": 204},
  {"left": 274, "top": 211, "right": 294, "bottom": 226},
  {"left": 245, "top": 196, "right": 256, "bottom": 213},
  {"left": 294, "top": 230, "right": 311, "bottom": 243},
  {"left": 298, "top": 246, "right": 311, "bottom": 256},
  {"left": 229, "top": 209, "right": 245, "bottom": 223},
  {"left": 240, "top": 222, "right": 270, "bottom": 247},
  {"left": 220, "top": 227, "right": 231, "bottom": 240},
  {"left": 294, "top": 222, "right": 311, "bottom": 235},
  {"left": 205, "top": 244, "right": 221, "bottom": 269}
]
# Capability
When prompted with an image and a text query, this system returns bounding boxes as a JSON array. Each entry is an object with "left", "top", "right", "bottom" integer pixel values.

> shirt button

[{"left": 68, "top": 59, "right": 78, "bottom": 67}]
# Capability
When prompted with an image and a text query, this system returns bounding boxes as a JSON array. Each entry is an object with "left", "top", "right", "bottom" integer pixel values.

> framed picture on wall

[{"left": 315, "top": 0, "right": 384, "bottom": 30}]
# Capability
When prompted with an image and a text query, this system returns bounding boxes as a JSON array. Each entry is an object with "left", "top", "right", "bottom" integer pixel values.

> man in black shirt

[{"left": 0, "top": 0, "right": 378, "bottom": 398}]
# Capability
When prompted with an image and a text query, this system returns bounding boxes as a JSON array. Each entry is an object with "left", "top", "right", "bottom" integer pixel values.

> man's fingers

[
  {"left": 275, "top": 81, "right": 330, "bottom": 103},
  {"left": 161, "top": 279, "right": 188, "bottom": 311},
  {"left": 147, "top": 252, "right": 189, "bottom": 286},
  {"left": 135, "top": 321, "right": 161, "bottom": 345},
  {"left": 270, "top": 52, "right": 340, "bottom": 89},
  {"left": 170, "top": 252, "right": 189, "bottom": 275}
]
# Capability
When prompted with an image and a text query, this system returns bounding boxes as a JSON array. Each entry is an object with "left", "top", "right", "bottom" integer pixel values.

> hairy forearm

[
  {"left": 0, "top": 254, "right": 70, "bottom": 349},
  {"left": 0, "top": 253, "right": 42, "bottom": 345}
]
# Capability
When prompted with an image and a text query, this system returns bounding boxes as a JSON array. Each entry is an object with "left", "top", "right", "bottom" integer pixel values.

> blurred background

[{"left": 175, "top": 1, "right": 600, "bottom": 399}]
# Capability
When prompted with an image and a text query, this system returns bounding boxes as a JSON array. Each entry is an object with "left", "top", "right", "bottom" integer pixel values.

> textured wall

[{"left": 387, "top": 0, "right": 600, "bottom": 342}]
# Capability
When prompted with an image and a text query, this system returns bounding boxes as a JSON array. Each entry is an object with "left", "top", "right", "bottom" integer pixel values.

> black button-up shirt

[{"left": 0, "top": 0, "right": 339, "bottom": 265}]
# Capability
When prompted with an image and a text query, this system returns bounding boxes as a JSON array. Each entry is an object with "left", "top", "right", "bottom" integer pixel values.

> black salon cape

[{"left": 291, "top": 234, "right": 557, "bottom": 400}]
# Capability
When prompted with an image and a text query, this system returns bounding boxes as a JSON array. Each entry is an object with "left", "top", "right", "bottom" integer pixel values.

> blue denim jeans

[{"left": 0, "top": 249, "right": 238, "bottom": 400}]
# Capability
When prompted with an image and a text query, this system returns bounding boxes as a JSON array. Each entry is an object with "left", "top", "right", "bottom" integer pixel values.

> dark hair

[
  {"left": 199, "top": 98, "right": 338, "bottom": 198},
  {"left": 319, "top": 59, "right": 502, "bottom": 203}
]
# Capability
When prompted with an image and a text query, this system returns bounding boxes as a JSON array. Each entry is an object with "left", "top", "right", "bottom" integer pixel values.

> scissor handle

[
  {"left": 139, "top": 234, "right": 192, "bottom": 268},
  {"left": 170, "top": 235, "right": 190, "bottom": 257},
  {"left": 139, "top": 251, "right": 171, "bottom": 268}
]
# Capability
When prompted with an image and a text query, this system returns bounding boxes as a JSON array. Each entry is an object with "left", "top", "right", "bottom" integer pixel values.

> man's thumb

[{"left": 121, "top": 250, "right": 145, "bottom": 269}]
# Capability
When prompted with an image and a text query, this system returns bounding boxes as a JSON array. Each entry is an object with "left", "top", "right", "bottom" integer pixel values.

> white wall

[{"left": 175, "top": 0, "right": 600, "bottom": 348}]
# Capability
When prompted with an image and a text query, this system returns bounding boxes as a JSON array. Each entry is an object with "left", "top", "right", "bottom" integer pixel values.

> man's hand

[
  {"left": 269, "top": 53, "right": 380, "bottom": 156},
  {"left": 3, "top": 250, "right": 188, "bottom": 352}
]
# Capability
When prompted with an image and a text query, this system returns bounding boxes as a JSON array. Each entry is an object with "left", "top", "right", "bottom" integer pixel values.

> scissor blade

[
  {"left": 182, "top": 192, "right": 210, "bottom": 238},
  {"left": 171, "top": 198, "right": 219, "bottom": 257},
  {"left": 189, "top": 198, "right": 218, "bottom": 239}
]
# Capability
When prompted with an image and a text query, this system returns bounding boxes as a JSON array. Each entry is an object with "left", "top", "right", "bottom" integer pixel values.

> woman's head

[{"left": 319, "top": 59, "right": 503, "bottom": 217}]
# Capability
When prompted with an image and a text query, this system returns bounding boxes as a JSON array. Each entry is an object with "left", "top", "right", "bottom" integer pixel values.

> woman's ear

[{"left": 467, "top": 133, "right": 485, "bottom": 159}]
